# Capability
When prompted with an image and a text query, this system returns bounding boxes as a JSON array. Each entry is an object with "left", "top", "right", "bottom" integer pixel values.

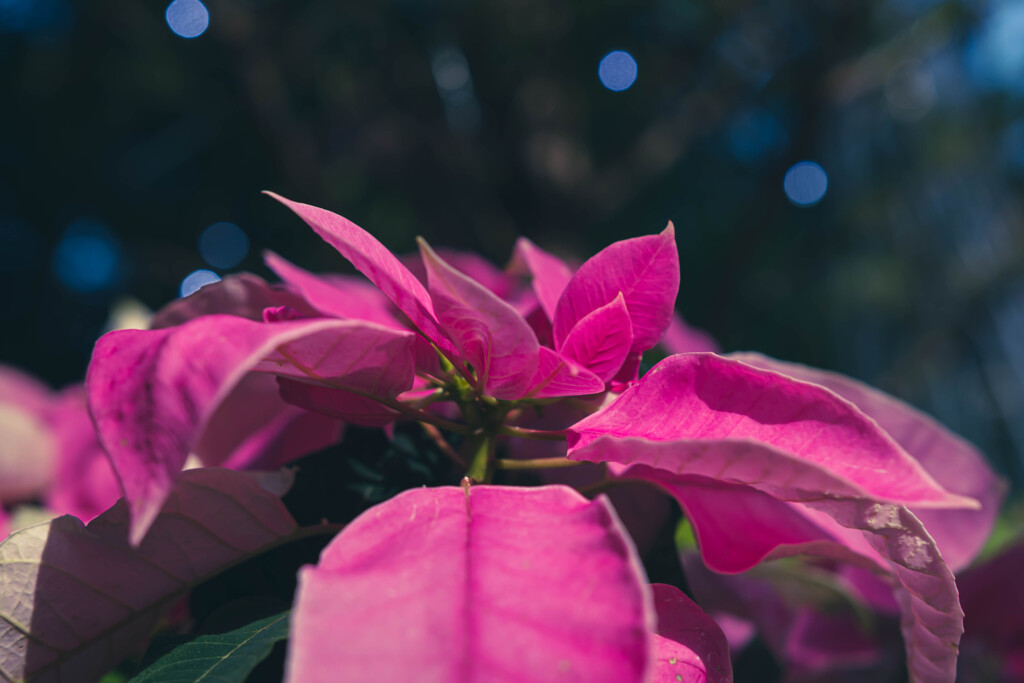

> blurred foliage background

[{"left": 2, "top": 0, "right": 1023, "bottom": 486}]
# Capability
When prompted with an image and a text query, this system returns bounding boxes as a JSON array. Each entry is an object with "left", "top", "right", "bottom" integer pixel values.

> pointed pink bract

[
  {"left": 264, "top": 250, "right": 402, "bottom": 327},
  {"left": 552, "top": 224, "right": 679, "bottom": 354},
  {"left": 569, "top": 353, "right": 975, "bottom": 509},
  {"left": 526, "top": 346, "right": 606, "bottom": 398},
  {"left": 286, "top": 485, "right": 654, "bottom": 683},
  {"left": 558, "top": 292, "right": 634, "bottom": 382},
  {"left": 420, "top": 239, "right": 540, "bottom": 399},
  {"left": 266, "top": 192, "right": 453, "bottom": 354}
]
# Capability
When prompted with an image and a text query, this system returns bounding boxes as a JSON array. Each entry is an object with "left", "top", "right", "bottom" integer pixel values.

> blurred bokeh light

[
  {"left": 179, "top": 269, "right": 220, "bottom": 297},
  {"left": 164, "top": 0, "right": 208, "bottom": 39},
  {"left": 598, "top": 50, "right": 638, "bottom": 92}
]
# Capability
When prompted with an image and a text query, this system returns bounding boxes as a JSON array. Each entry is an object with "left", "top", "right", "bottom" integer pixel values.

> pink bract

[{"left": 287, "top": 484, "right": 729, "bottom": 683}]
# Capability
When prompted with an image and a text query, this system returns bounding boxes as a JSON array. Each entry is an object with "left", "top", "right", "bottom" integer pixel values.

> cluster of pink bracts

[{"left": 0, "top": 194, "right": 1018, "bottom": 683}]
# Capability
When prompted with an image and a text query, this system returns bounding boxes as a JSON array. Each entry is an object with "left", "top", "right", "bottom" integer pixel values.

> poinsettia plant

[{"left": 0, "top": 194, "right": 1008, "bottom": 683}]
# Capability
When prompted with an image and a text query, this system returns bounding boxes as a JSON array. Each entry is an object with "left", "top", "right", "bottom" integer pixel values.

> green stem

[
  {"left": 465, "top": 432, "right": 496, "bottom": 483},
  {"left": 495, "top": 457, "right": 582, "bottom": 471},
  {"left": 498, "top": 425, "right": 568, "bottom": 441}
]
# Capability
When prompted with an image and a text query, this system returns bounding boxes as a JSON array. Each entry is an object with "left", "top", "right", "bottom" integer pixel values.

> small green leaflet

[{"left": 130, "top": 612, "right": 290, "bottom": 683}]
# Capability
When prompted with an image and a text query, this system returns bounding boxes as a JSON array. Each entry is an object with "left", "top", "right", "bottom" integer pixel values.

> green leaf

[{"left": 130, "top": 612, "right": 290, "bottom": 683}]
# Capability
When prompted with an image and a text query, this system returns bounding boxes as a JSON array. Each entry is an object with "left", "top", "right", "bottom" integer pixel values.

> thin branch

[
  {"left": 498, "top": 425, "right": 568, "bottom": 441},
  {"left": 495, "top": 457, "right": 582, "bottom": 471}
]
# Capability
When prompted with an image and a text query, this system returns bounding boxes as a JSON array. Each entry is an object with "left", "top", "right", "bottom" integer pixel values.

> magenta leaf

[
  {"left": 568, "top": 354, "right": 972, "bottom": 682},
  {"left": 419, "top": 239, "right": 540, "bottom": 399},
  {"left": 264, "top": 250, "right": 402, "bottom": 327},
  {"left": 193, "top": 373, "right": 343, "bottom": 468},
  {"left": 730, "top": 352, "right": 1006, "bottom": 572},
  {"left": 558, "top": 291, "right": 634, "bottom": 382},
  {"left": 512, "top": 237, "right": 575, "bottom": 321},
  {"left": 45, "top": 386, "right": 122, "bottom": 523},
  {"left": 552, "top": 224, "right": 679, "bottom": 354},
  {"left": 568, "top": 354, "right": 976, "bottom": 509},
  {"left": 150, "top": 273, "right": 313, "bottom": 329},
  {"left": 651, "top": 583, "right": 733, "bottom": 683},
  {"left": 0, "top": 468, "right": 299, "bottom": 683},
  {"left": 88, "top": 315, "right": 415, "bottom": 544},
  {"left": 277, "top": 379, "right": 399, "bottom": 426},
  {"left": 526, "top": 346, "right": 606, "bottom": 398},
  {"left": 286, "top": 485, "right": 655, "bottom": 682},
  {"left": 266, "top": 192, "right": 454, "bottom": 353}
]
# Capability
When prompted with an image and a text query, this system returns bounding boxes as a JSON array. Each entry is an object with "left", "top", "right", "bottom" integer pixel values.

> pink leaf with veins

[
  {"left": 526, "top": 346, "right": 605, "bottom": 399},
  {"left": 558, "top": 291, "right": 634, "bottom": 382},
  {"left": 568, "top": 354, "right": 976, "bottom": 509},
  {"left": 730, "top": 352, "right": 1005, "bottom": 572},
  {"left": 88, "top": 315, "right": 416, "bottom": 545},
  {"left": 286, "top": 485, "right": 656, "bottom": 683},
  {"left": 0, "top": 468, "right": 297, "bottom": 683},
  {"left": 277, "top": 378, "right": 399, "bottom": 427},
  {"left": 266, "top": 192, "right": 455, "bottom": 354},
  {"left": 264, "top": 250, "right": 402, "bottom": 327},
  {"left": 512, "top": 237, "right": 575, "bottom": 321},
  {"left": 552, "top": 223, "right": 679, "bottom": 354},
  {"left": 419, "top": 238, "right": 540, "bottom": 399},
  {"left": 651, "top": 583, "right": 733, "bottom": 683},
  {"left": 568, "top": 353, "right": 969, "bottom": 682}
]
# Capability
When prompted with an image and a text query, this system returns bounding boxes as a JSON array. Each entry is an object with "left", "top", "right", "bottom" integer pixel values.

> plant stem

[
  {"left": 498, "top": 425, "right": 569, "bottom": 441},
  {"left": 465, "top": 432, "right": 496, "bottom": 483},
  {"left": 495, "top": 457, "right": 582, "bottom": 471}
]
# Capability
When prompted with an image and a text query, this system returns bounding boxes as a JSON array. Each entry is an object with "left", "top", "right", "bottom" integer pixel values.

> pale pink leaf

[
  {"left": 805, "top": 499, "right": 963, "bottom": 683},
  {"left": 0, "top": 366, "right": 57, "bottom": 502},
  {"left": 568, "top": 354, "right": 976, "bottom": 509},
  {"left": 558, "top": 292, "right": 634, "bottom": 382},
  {"left": 264, "top": 250, "right": 402, "bottom": 327},
  {"left": 150, "top": 273, "right": 313, "bottom": 329},
  {"left": 731, "top": 352, "right": 1006, "bottom": 571},
  {"left": 552, "top": 224, "right": 679, "bottom": 354},
  {"left": 526, "top": 346, "right": 606, "bottom": 398},
  {"left": 265, "top": 192, "right": 453, "bottom": 353},
  {"left": 419, "top": 239, "right": 540, "bottom": 399},
  {"left": 286, "top": 485, "right": 654, "bottom": 683},
  {"left": 651, "top": 583, "right": 733, "bottom": 683},
  {"left": 87, "top": 315, "right": 414, "bottom": 544},
  {"left": 512, "top": 237, "right": 575, "bottom": 321},
  {"left": 0, "top": 468, "right": 297, "bottom": 683}
]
